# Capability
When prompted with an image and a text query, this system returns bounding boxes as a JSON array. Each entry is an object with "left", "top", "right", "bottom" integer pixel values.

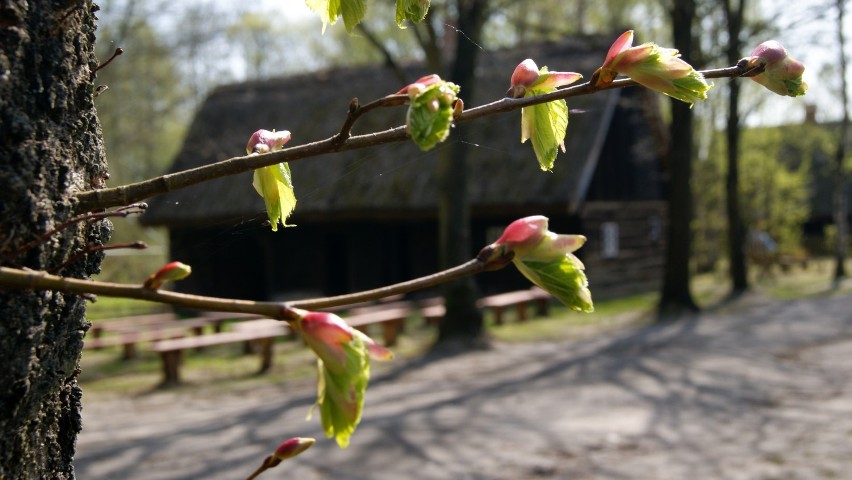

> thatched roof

[{"left": 143, "top": 35, "right": 641, "bottom": 227}]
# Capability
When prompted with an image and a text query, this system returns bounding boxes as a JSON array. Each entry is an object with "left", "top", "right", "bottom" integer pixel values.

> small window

[
  {"left": 601, "top": 222, "right": 619, "bottom": 258},
  {"left": 648, "top": 214, "right": 662, "bottom": 242}
]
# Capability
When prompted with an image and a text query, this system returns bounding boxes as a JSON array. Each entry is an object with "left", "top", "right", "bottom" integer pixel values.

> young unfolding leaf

[
  {"left": 246, "top": 129, "right": 296, "bottom": 231},
  {"left": 305, "top": 0, "right": 367, "bottom": 33},
  {"left": 744, "top": 40, "right": 807, "bottom": 97},
  {"left": 508, "top": 59, "right": 582, "bottom": 171},
  {"left": 399, "top": 74, "right": 460, "bottom": 151},
  {"left": 483, "top": 215, "right": 593, "bottom": 312},
  {"left": 291, "top": 309, "right": 393, "bottom": 448},
  {"left": 592, "top": 30, "right": 712, "bottom": 106},
  {"left": 252, "top": 164, "right": 297, "bottom": 231},
  {"left": 396, "top": 0, "right": 430, "bottom": 27}
]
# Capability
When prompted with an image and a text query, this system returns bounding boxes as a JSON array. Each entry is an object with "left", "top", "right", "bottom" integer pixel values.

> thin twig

[
  {"left": 2, "top": 203, "right": 147, "bottom": 263},
  {"left": 73, "top": 63, "right": 752, "bottom": 213},
  {"left": 94, "top": 48, "right": 124, "bottom": 75},
  {"left": 48, "top": 241, "right": 147, "bottom": 274},
  {"left": 0, "top": 253, "right": 501, "bottom": 317},
  {"left": 332, "top": 94, "right": 409, "bottom": 145}
]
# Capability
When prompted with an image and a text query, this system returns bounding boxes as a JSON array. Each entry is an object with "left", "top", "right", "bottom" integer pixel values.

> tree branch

[
  {"left": 0, "top": 245, "right": 506, "bottom": 316},
  {"left": 73, "top": 63, "right": 755, "bottom": 213}
]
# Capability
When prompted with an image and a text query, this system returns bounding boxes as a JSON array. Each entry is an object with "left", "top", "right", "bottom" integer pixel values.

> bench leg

[
  {"left": 258, "top": 338, "right": 274, "bottom": 374},
  {"left": 381, "top": 319, "right": 402, "bottom": 347},
  {"left": 122, "top": 342, "right": 137, "bottom": 360},
  {"left": 516, "top": 303, "right": 529, "bottom": 322},
  {"left": 160, "top": 350, "right": 182, "bottom": 385},
  {"left": 535, "top": 298, "right": 549, "bottom": 317},
  {"left": 493, "top": 307, "right": 504, "bottom": 326}
]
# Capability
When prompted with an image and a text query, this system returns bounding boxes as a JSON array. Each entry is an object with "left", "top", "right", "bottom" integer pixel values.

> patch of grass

[
  {"left": 489, "top": 292, "right": 657, "bottom": 343},
  {"left": 79, "top": 315, "right": 437, "bottom": 400},
  {"left": 80, "top": 259, "right": 851, "bottom": 398},
  {"left": 85, "top": 297, "right": 167, "bottom": 320}
]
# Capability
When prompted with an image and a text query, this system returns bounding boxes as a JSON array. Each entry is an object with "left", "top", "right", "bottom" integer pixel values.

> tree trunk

[
  {"left": 436, "top": 0, "right": 488, "bottom": 345},
  {"left": 725, "top": 0, "right": 749, "bottom": 294},
  {"left": 0, "top": 3, "right": 108, "bottom": 478},
  {"left": 833, "top": 0, "right": 849, "bottom": 283},
  {"left": 657, "top": 0, "right": 699, "bottom": 318}
]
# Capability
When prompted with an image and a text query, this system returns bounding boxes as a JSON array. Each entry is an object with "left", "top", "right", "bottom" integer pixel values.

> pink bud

[
  {"left": 246, "top": 129, "right": 292, "bottom": 154},
  {"left": 248, "top": 437, "right": 316, "bottom": 479},
  {"left": 492, "top": 216, "right": 586, "bottom": 261},
  {"left": 511, "top": 59, "right": 540, "bottom": 88},
  {"left": 748, "top": 40, "right": 788, "bottom": 66},
  {"left": 143, "top": 261, "right": 191, "bottom": 290},
  {"left": 273, "top": 437, "right": 315, "bottom": 462},
  {"left": 494, "top": 215, "right": 549, "bottom": 254},
  {"left": 293, "top": 309, "right": 394, "bottom": 367},
  {"left": 397, "top": 74, "right": 441, "bottom": 95},
  {"left": 745, "top": 40, "right": 807, "bottom": 97}
]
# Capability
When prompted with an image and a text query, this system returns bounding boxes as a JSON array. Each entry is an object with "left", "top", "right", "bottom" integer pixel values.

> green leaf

[
  {"left": 396, "top": 0, "right": 430, "bottom": 28},
  {"left": 305, "top": 0, "right": 364, "bottom": 33},
  {"left": 305, "top": 0, "right": 340, "bottom": 33},
  {"left": 406, "top": 80, "right": 460, "bottom": 151},
  {"left": 314, "top": 336, "right": 371, "bottom": 448},
  {"left": 340, "top": 0, "right": 367, "bottom": 32},
  {"left": 521, "top": 91, "right": 568, "bottom": 171},
  {"left": 513, "top": 254, "right": 594, "bottom": 313},
  {"left": 252, "top": 162, "right": 296, "bottom": 231}
]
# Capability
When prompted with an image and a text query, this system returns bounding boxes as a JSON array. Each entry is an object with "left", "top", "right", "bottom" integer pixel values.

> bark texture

[{"left": 0, "top": 2, "right": 108, "bottom": 478}]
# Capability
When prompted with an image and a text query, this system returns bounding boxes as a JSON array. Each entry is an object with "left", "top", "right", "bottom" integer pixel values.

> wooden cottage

[{"left": 141, "top": 36, "right": 668, "bottom": 302}]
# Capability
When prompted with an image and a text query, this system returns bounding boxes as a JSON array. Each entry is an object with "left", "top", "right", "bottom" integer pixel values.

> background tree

[
  {"left": 0, "top": 4, "right": 107, "bottom": 478},
  {"left": 723, "top": 0, "right": 749, "bottom": 294},
  {"left": 832, "top": 0, "right": 849, "bottom": 283},
  {"left": 658, "top": 0, "right": 700, "bottom": 317}
]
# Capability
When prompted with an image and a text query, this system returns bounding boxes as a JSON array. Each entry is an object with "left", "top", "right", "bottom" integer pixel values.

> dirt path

[{"left": 75, "top": 292, "right": 852, "bottom": 479}]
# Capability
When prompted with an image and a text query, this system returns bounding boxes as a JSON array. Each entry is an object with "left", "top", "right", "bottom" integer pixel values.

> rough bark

[
  {"left": 0, "top": 2, "right": 108, "bottom": 478},
  {"left": 657, "top": 0, "right": 699, "bottom": 318},
  {"left": 436, "top": 0, "right": 489, "bottom": 346}
]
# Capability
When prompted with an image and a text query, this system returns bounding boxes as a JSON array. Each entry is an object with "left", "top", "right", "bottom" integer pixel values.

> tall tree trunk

[
  {"left": 658, "top": 0, "right": 699, "bottom": 318},
  {"left": 724, "top": 0, "right": 749, "bottom": 294},
  {"left": 833, "top": 0, "right": 849, "bottom": 283},
  {"left": 0, "top": 3, "right": 108, "bottom": 478},
  {"left": 436, "top": 0, "right": 489, "bottom": 345}
]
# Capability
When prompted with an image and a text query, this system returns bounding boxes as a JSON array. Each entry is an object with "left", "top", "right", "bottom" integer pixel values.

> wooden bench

[
  {"left": 343, "top": 306, "right": 411, "bottom": 347},
  {"left": 150, "top": 319, "right": 289, "bottom": 385},
  {"left": 84, "top": 316, "right": 236, "bottom": 360},
  {"left": 476, "top": 288, "right": 551, "bottom": 325},
  {"left": 88, "top": 313, "right": 178, "bottom": 342},
  {"left": 417, "top": 298, "right": 446, "bottom": 326},
  {"left": 84, "top": 329, "right": 187, "bottom": 360}
]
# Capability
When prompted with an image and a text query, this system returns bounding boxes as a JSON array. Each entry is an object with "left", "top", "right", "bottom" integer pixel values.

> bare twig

[
  {"left": 73, "top": 63, "right": 753, "bottom": 213},
  {"left": 2, "top": 203, "right": 147, "bottom": 264},
  {"left": 0, "top": 246, "right": 506, "bottom": 315},
  {"left": 332, "top": 94, "right": 409, "bottom": 146},
  {"left": 49, "top": 241, "right": 147, "bottom": 274},
  {"left": 94, "top": 47, "right": 124, "bottom": 75}
]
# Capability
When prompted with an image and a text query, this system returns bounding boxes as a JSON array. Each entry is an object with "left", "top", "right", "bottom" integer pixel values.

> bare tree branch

[
  {"left": 0, "top": 244, "right": 506, "bottom": 314},
  {"left": 73, "top": 63, "right": 754, "bottom": 213}
]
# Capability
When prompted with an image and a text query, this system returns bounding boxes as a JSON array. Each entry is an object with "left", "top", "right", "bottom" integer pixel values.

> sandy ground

[{"left": 75, "top": 292, "right": 852, "bottom": 479}]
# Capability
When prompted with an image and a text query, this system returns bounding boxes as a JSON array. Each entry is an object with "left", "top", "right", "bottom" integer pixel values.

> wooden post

[
  {"left": 258, "top": 337, "right": 274, "bottom": 373},
  {"left": 160, "top": 350, "right": 182, "bottom": 385}
]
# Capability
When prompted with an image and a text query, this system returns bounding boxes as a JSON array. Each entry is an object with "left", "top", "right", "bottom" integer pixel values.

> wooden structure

[{"left": 142, "top": 36, "right": 668, "bottom": 302}]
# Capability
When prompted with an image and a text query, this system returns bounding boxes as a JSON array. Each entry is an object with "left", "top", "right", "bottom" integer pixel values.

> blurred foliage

[{"left": 694, "top": 123, "right": 836, "bottom": 270}]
